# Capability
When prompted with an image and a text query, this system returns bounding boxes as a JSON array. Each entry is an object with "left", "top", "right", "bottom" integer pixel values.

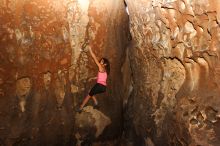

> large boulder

[{"left": 74, "top": 106, "right": 111, "bottom": 145}]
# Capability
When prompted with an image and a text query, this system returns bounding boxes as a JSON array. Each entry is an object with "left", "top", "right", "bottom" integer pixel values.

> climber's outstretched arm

[{"left": 89, "top": 47, "right": 102, "bottom": 70}]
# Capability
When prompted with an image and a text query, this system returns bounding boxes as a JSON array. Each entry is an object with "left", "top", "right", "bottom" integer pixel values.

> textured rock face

[
  {"left": 2, "top": 0, "right": 220, "bottom": 145},
  {"left": 124, "top": 0, "right": 220, "bottom": 146},
  {"left": 0, "top": 0, "right": 129, "bottom": 145}
]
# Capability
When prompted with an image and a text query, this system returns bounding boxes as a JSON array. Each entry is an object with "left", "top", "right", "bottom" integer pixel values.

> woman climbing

[{"left": 76, "top": 47, "right": 110, "bottom": 113}]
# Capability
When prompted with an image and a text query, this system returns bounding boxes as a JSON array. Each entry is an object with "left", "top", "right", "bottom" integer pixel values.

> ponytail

[{"left": 102, "top": 58, "right": 110, "bottom": 75}]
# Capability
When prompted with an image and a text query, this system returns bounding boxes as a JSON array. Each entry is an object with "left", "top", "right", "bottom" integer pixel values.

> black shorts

[{"left": 89, "top": 83, "right": 106, "bottom": 96}]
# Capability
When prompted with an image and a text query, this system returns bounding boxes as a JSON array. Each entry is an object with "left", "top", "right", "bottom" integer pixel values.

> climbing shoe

[
  {"left": 75, "top": 107, "right": 83, "bottom": 113},
  {"left": 93, "top": 104, "right": 100, "bottom": 109}
]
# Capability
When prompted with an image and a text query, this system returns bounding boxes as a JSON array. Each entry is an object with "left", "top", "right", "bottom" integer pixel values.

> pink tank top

[{"left": 97, "top": 72, "right": 107, "bottom": 86}]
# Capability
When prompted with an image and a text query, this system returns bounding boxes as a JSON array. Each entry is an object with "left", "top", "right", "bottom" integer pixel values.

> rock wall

[
  {"left": 124, "top": 0, "right": 220, "bottom": 146},
  {"left": 0, "top": 0, "right": 129, "bottom": 145}
]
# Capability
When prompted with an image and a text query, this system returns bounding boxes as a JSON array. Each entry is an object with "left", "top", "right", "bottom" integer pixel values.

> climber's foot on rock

[
  {"left": 93, "top": 104, "right": 100, "bottom": 109},
  {"left": 75, "top": 107, "right": 83, "bottom": 113}
]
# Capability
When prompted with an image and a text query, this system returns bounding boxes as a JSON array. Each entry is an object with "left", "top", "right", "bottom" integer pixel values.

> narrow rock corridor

[{"left": 0, "top": 0, "right": 220, "bottom": 146}]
